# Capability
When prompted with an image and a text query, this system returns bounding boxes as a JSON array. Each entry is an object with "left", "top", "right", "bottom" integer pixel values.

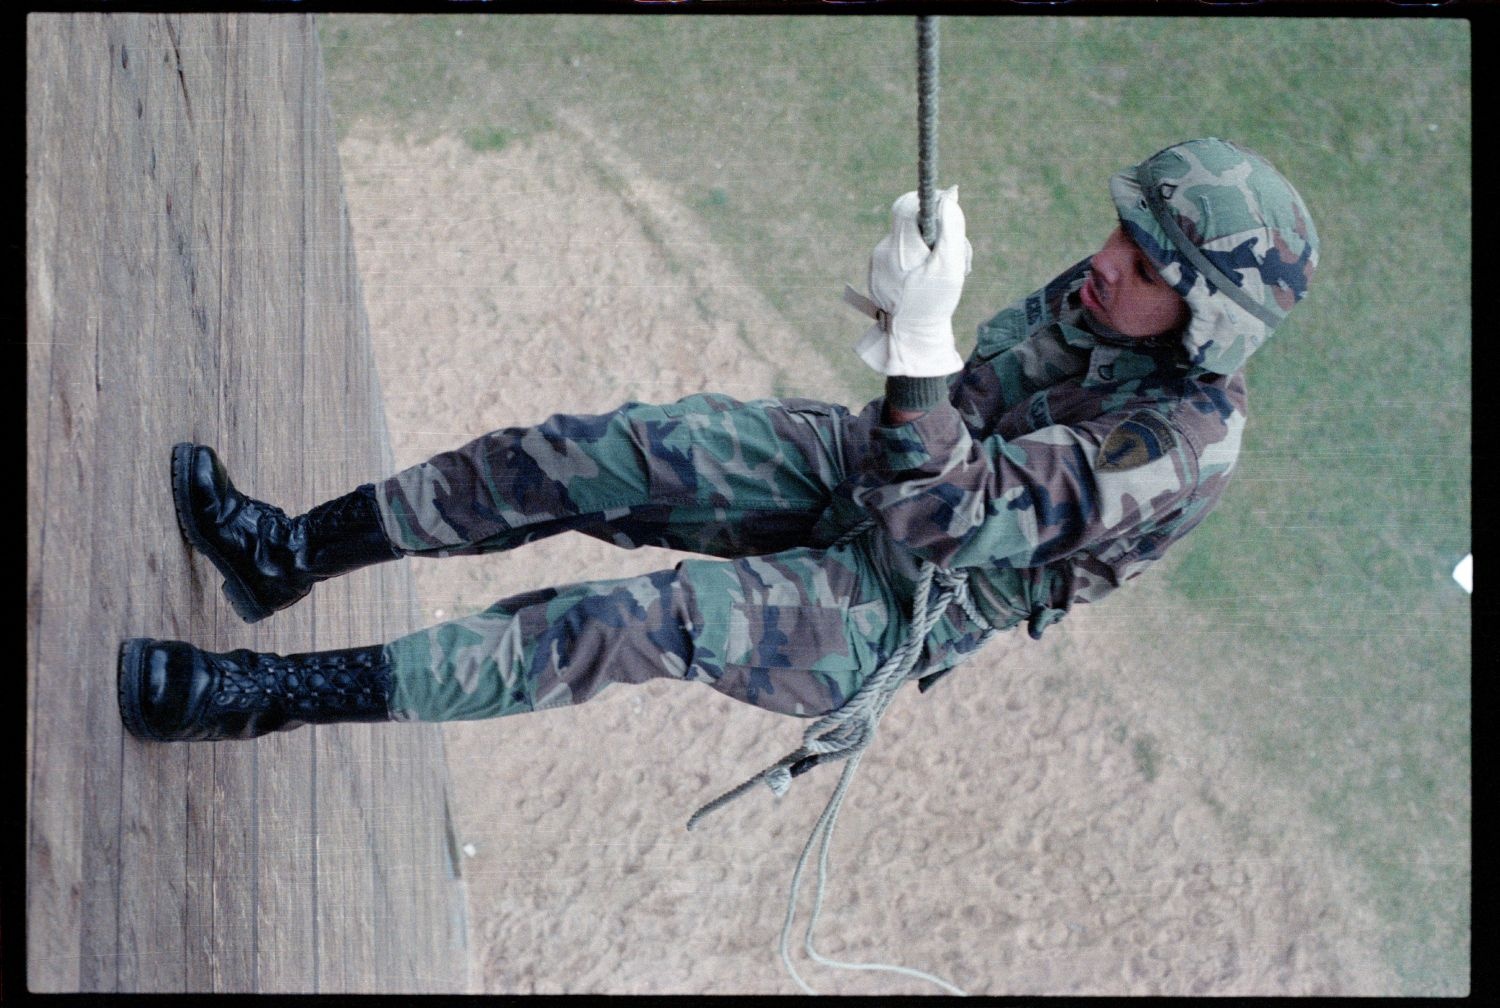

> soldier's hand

[{"left": 853, "top": 187, "right": 971, "bottom": 378}]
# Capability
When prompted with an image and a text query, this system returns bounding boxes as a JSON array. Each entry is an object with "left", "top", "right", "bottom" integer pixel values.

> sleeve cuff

[{"left": 884, "top": 374, "right": 949, "bottom": 414}]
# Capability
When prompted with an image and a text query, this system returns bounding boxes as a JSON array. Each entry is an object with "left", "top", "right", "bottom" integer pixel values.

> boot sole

[
  {"left": 171, "top": 442, "right": 274, "bottom": 624},
  {"left": 118, "top": 638, "right": 165, "bottom": 742}
]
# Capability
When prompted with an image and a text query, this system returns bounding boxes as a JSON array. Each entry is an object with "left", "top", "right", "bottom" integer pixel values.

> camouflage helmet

[{"left": 1109, "top": 137, "right": 1319, "bottom": 375}]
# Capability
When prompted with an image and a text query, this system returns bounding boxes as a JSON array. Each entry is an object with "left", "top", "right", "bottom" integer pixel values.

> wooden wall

[{"left": 26, "top": 13, "right": 470, "bottom": 993}]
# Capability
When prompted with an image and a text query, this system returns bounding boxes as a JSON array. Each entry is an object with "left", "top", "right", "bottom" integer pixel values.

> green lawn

[{"left": 322, "top": 14, "right": 1470, "bottom": 993}]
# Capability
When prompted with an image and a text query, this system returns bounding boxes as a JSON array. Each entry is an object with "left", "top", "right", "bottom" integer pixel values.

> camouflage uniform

[
  {"left": 374, "top": 138, "right": 1318, "bottom": 726},
  {"left": 376, "top": 394, "right": 941, "bottom": 721}
]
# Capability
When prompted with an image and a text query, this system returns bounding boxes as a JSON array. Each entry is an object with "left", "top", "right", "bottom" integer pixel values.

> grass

[
  {"left": 462, "top": 125, "right": 510, "bottom": 152},
  {"left": 320, "top": 14, "right": 1470, "bottom": 993}
]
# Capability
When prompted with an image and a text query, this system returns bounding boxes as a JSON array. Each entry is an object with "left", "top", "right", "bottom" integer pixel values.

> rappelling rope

[
  {"left": 686, "top": 17, "right": 990, "bottom": 995},
  {"left": 917, "top": 14, "right": 940, "bottom": 248}
]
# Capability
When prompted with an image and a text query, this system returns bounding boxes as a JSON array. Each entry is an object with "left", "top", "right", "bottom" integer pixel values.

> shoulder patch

[{"left": 1098, "top": 411, "right": 1177, "bottom": 472}]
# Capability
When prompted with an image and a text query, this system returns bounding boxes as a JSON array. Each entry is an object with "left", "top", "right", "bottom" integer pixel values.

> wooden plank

[
  {"left": 152, "top": 12, "right": 231, "bottom": 992},
  {"left": 242, "top": 19, "right": 320, "bottom": 995},
  {"left": 25, "top": 9, "right": 58, "bottom": 814},
  {"left": 26, "top": 13, "right": 108, "bottom": 993},
  {"left": 78, "top": 11, "right": 170, "bottom": 992},
  {"left": 107, "top": 13, "right": 208, "bottom": 992},
  {"left": 48, "top": 11, "right": 146, "bottom": 992},
  {"left": 208, "top": 747, "right": 259, "bottom": 991},
  {"left": 178, "top": 6, "right": 232, "bottom": 982},
  {"left": 181, "top": 737, "right": 220, "bottom": 993},
  {"left": 139, "top": 11, "right": 229, "bottom": 629},
  {"left": 313, "top": 718, "right": 384, "bottom": 993},
  {"left": 177, "top": 14, "right": 243, "bottom": 993},
  {"left": 196, "top": 17, "right": 292, "bottom": 990}
]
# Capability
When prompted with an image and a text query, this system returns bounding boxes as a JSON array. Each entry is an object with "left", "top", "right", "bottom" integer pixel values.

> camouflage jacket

[
  {"left": 849, "top": 257, "right": 1245, "bottom": 638},
  {"left": 846, "top": 139, "right": 1317, "bottom": 641}
]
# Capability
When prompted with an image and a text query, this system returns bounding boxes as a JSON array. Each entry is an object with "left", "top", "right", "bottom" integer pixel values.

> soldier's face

[{"left": 1080, "top": 226, "right": 1191, "bottom": 340}]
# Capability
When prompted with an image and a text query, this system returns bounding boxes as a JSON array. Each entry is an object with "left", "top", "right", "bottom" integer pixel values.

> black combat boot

[
  {"left": 171, "top": 443, "right": 403, "bottom": 624},
  {"left": 118, "top": 637, "right": 396, "bottom": 741}
]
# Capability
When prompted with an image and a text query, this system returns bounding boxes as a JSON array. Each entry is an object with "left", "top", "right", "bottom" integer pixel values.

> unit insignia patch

[{"left": 1098, "top": 411, "right": 1176, "bottom": 472}]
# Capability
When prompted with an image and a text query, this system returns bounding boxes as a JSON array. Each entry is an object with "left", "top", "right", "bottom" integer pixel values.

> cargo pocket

[
  {"left": 712, "top": 601, "right": 876, "bottom": 718},
  {"left": 679, "top": 552, "right": 886, "bottom": 719}
]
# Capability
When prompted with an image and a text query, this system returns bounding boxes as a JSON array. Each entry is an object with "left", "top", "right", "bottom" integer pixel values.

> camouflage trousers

[{"left": 372, "top": 393, "right": 1021, "bottom": 723}]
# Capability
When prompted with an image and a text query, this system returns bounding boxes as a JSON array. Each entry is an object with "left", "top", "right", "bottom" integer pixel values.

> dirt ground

[{"left": 337, "top": 115, "right": 1399, "bottom": 995}]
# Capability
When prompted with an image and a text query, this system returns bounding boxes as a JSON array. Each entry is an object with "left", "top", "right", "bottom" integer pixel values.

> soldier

[{"left": 119, "top": 137, "right": 1318, "bottom": 743}]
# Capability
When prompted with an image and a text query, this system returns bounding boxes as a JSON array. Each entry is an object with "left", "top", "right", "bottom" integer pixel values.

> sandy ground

[{"left": 338, "top": 115, "right": 1398, "bottom": 995}]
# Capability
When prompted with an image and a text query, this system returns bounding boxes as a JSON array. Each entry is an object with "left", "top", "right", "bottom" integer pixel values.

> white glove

[{"left": 848, "top": 186, "right": 971, "bottom": 377}]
